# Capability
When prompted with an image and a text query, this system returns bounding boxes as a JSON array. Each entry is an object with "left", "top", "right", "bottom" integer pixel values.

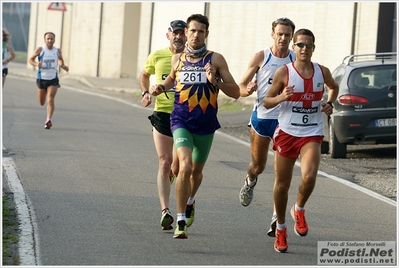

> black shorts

[
  {"left": 148, "top": 111, "right": 172, "bottom": 137},
  {"left": 2, "top": 68, "right": 8, "bottom": 77},
  {"left": 36, "top": 78, "right": 60, "bottom": 90}
]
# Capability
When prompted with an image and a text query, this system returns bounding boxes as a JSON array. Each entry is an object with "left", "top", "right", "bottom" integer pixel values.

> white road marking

[{"left": 2, "top": 154, "right": 42, "bottom": 265}]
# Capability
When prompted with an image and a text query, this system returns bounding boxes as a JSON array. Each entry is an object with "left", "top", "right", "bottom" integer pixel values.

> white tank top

[
  {"left": 37, "top": 46, "right": 59, "bottom": 80},
  {"left": 278, "top": 62, "right": 325, "bottom": 137},
  {"left": 2, "top": 42, "right": 8, "bottom": 70},
  {"left": 253, "top": 47, "right": 295, "bottom": 119}
]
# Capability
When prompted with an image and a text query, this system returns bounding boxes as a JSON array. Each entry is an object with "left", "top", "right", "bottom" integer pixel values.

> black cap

[{"left": 169, "top": 20, "right": 186, "bottom": 32}]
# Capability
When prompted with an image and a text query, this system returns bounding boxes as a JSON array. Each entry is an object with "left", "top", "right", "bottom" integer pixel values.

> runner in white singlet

[
  {"left": 252, "top": 47, "right": 295, "bottom": 121},
  {"left": 278, "top": 61, "right": 325, "bottom": 137},
  {"left": 264, "top": 28, "right": 339, "bottom": 253},
  {"left": 28, "top": 32, "right": 69, "bottom": 129},
  {"left": 237, "top": 19, "right": 296, "bottom": 233}
]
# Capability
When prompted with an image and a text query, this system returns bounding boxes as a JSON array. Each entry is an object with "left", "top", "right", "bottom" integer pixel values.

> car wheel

[
  {"left": 329, "top": 123, "right": 347, "bottom": 158},
  {"left": 321, "top": 141, "right": 329, "bottom": 154}
]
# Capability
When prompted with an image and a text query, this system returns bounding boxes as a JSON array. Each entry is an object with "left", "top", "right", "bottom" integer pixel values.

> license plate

[{"left": 375, "top": 118, "right": 397, "bottom": 127}]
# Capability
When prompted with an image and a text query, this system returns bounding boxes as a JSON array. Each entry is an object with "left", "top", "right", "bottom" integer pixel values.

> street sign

[{"left": 47, "top": 2, "right": 67, "bottom": 11}]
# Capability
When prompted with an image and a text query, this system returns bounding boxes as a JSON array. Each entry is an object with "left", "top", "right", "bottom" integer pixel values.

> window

[{"left": 349, "top": 65, "right": 397, "bottom": 89}]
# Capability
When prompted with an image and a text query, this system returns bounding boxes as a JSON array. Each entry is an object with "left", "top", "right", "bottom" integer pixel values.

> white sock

[
  {"left": 277, "top": 222, "right": 286, "bottom": 230},
  {"left": 187, "top": 197, "right": 195, "bottom": 206},
  {"left": 162, "top": 208, "right": 170, "bottom": 214},
  {"left": 177, "top": 213, "right": 186, "bottom": 223},
  {"left": 247, "top": 176, "right": 256, "bottom": 186},
  {"left": 295, "top": 203, "right": 304, "bottom": 211}
]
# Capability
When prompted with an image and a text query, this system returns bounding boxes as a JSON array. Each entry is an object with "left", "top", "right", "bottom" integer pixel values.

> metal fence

[{"left": 2, "top": 2, "right": 31, "bottom": 53}]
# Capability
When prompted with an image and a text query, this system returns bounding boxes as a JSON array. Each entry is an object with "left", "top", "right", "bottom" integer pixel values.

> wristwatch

[
  {"left": 212, "top": 76, "right": 221, "bottom": 87},
  {"left": 141, "top": 90, "right": 149, "bottom": 97}
]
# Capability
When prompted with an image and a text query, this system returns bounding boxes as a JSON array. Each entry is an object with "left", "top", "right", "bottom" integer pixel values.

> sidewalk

[{"left": 7, "top": 61, "right": 139, "bottom": 95}]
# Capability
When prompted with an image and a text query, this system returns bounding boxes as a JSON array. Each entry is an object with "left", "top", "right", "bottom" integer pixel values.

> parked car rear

[{"left": 321, "top": 52, "right": 397, "bottom": 158}]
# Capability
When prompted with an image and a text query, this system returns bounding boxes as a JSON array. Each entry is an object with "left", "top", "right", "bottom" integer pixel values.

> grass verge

[
  {"left": 2, "top": 194, "right": 20, "bottom": 265},
  {"left": 218, "top": 98, "right": 252, "bottom": 113}
]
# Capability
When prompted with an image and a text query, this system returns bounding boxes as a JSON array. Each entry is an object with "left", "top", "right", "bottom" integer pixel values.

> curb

[{"left": 8, "top": 69, "right": 138, "bottom": 95}]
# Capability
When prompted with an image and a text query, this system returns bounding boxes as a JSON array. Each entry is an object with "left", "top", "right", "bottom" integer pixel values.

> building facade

[{"left": 26, "top": 1, "right": 397, "bottom": 82}]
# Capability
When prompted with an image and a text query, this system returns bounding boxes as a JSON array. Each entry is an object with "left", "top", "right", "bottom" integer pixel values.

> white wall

[
  {"left": 28, "top": 1, "right": 386, "bottom": 82},
  {"left": 206, "top": 1, "right": 367, "bottom": 82}
]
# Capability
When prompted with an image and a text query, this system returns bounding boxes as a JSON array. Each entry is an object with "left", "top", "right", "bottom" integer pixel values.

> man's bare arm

[
  {"left": 264, "top": 66, "right": 292, "bottom": 109},
  {"left": 239, "top": 50, "right": 263, "bottom": 97}
]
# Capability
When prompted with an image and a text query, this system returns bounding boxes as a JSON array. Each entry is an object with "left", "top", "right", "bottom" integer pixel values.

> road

[{"left": 3, "top": 76, "right": 397, "bottom": 266}]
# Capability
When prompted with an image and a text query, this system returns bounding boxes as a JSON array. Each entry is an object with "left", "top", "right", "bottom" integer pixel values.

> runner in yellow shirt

[{"left": 139, "top": 20, "right": 187, "bottom": 230}]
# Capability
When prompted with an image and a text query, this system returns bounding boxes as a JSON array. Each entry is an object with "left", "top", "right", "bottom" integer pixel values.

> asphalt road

[{"left": 3, "top": 76, "right": 397, "bottom": 266}]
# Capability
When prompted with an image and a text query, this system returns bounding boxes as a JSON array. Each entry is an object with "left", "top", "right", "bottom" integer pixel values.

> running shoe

[
  {"left": 291, "top": 205, "right": 308, "bottom": 236},
  {"left": 274, "top": 227, "right": 288, "bottom": 253},
  {"left": 239, "top": 176, "right": 257, "bottom": 206},
  {"left": 44, "top": 120, "right": 52, "bottom": 129},
  {"left": 173, "top": 220, "right": 187, "bottom": 239},
  {"left": 160, "top": 208, "right": 174, "bottom": 230},
  {"left": 169, "top": 170, "right": 175, "bottom": 185},
  {"left": 185, "top": 202, "right": 195, "bottom": 227},
  {"left": 267, "top": 214, "right": 277, "bottom": 237}
]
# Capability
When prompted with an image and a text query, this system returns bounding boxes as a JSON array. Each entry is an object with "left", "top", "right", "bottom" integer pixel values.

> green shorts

[{"left": 173, "top": 128, "right": 214, "bottom": 164}]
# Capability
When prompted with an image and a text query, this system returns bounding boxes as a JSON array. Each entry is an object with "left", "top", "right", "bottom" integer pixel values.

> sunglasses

[{"left": 294, "top": 42, "right": 315, "bottom": 49}]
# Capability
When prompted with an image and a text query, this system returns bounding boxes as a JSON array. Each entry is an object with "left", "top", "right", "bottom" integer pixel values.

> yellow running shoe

[
  {"left": 160, "top": 208, "right": 174, "bottom": 230},
  {"left": 173, "top": 220, "right": 187, "bottom": 239},
  {"left": 185, "top": 202, "right": 195, "bottom": 227}
]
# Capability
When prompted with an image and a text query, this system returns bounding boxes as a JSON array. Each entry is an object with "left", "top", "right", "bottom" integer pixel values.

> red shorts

[{"left": 272, "top": 126, "right": 323, "bottom": 158}]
